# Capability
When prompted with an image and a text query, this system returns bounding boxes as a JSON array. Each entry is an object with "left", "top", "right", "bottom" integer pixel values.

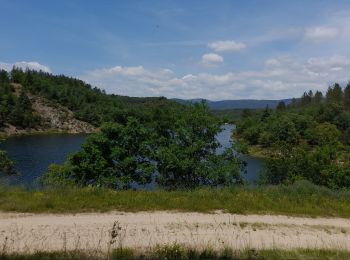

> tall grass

[
  {"left": 1, "top": 181, "right": 350, "bottom": 217},
  {"left": 2, "top": 247, "right": 350, "bottom": 260}
]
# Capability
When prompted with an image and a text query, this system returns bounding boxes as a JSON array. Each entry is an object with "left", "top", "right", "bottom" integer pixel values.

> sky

[{"left": 1, "top": 0, "right": 350, "bottom": 100}]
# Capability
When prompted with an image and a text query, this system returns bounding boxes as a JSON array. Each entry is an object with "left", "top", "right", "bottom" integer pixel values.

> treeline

[
  {"left": 236, "top": 82, "right": 350, "bottom": 189},
  {"left": 10, "top": 68, "right": 179, "bottom": 126},
  {"left": 0, "top": 70, "right": 39, "bottom": 128}
]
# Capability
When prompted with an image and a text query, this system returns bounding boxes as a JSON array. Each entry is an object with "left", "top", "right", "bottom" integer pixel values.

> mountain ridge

[{"left": 173, "top": 98, "right": 292, "bottom": 110}]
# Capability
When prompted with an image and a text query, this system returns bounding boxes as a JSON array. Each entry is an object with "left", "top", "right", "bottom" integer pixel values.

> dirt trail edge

[{"left": 1, "top": 211, "right": 349, "bottom": 253}]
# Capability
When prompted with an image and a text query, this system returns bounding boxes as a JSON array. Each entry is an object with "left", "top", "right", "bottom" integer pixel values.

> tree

[
  {"left": 261, "top": 105, "right": 271, "bottom": 121},
  {"left": 276, "top": 101, "right": 286, "bottom": 111},
  {"left": 344, "top": 82, "right": 350, "bottom": 108},
  {"left": 154, "top": 103, "right": 244, "bottom": 189},
  {"left": 301, "top": 91, "right": 313, "bottom": 106},
  {"left": 0, "top": 70, "right": 9, "bottom": 84},
  {"left": 0, "top": 139, "right": 16, "bottom": 175},
  {"left": 307, "top": 123, "right": 341, "bottom": 146},
  {"left": 313, "top": 91, "right": 323, "bottom": 104},
  {"left": 44, "top": 118, "right": 155, "bottom": 189},
  {"left": 326, "top": 83, "right": 343, "bottom": 103}
]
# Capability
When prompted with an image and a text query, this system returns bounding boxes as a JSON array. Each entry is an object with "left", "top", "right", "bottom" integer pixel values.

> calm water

[
  {"left": 0, "top": 134, "right": 87, "bottom": 186},
  {"left": 216, "top": 124, "right": 263, "bottom": 182},
  {"left": 0, "top": 125, "right": 263, "bottom": 187}
]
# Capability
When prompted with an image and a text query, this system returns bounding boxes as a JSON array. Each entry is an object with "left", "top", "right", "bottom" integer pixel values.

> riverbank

[
  {"left": 1, "top": 211, "right": 350, "bottom": 258},
  {"left": 1, "top": 181, "right": 350, "bottom": 217}
]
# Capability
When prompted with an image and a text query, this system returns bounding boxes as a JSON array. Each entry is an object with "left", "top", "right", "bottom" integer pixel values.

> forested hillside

[
  {"left": 9, "top": 68, "right": 180, "bottom": 126},
  {"left": 236, "top": 83, "right": 350, "bottom": 189},
  {"left": 0, "top": 68, "right": 184, "bottom": 132}
]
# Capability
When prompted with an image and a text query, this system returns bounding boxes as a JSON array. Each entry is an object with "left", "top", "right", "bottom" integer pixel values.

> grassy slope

[{"left": 1, "top": 181, "right": 350, "bottom": 217}]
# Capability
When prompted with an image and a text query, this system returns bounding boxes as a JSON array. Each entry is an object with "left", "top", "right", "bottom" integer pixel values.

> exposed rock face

[
  {"left": 1, "top": 84, "right": 97, "bottom": 136},
  {"left": 28, "top": 93, "right": 96, "bottom": 133}
]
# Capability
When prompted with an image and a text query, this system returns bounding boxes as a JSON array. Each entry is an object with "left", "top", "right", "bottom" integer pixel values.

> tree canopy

[
  {"left": 236, "top": 82, "right": 350, "bottom": 189},
  {"left": 43, "top": 103, "right": 245, "bottom": 189}
]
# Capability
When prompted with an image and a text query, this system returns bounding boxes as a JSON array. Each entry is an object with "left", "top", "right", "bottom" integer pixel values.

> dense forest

[
  {"left": 0, "top": 70, "right": 40, "bottom": 128},
  {"left": 236, "top": 83, "right": 350, "bottom": 189}
]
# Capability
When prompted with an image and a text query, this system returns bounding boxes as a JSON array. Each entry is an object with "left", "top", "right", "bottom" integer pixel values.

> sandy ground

[{"left": 1, "top": 211, "right": 350, "bottom": 253}]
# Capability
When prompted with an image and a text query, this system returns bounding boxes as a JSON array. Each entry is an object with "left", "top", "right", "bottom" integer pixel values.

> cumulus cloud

[
  {"left": 201, "top": 53, "right": 224, "bottom": 66},
  {"left": 208, "top": 40, "right": 246, "bottom": 52},
  {"left": 304, "top": 26, "right": 339, "bottom": 42},
  {"left": 80, "top": 55, "right": 350, "bottom": 100},
  {"left": 0, "top": 61, "right": 51, "bottom": 73}
]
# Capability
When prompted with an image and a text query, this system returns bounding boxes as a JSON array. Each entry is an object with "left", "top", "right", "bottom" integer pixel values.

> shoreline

[{"left": 0, "top": 128, "right": 97, "bottom": 139}]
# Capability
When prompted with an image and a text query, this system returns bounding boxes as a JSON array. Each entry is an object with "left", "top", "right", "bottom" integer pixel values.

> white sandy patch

[{"left": 0, "top": 211, "right": 350, "bottom": 253}]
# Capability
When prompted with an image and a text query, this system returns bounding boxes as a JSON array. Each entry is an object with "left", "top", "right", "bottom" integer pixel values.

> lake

[{"left": 0, "top": 125, "right": 263, "bottom": 187}]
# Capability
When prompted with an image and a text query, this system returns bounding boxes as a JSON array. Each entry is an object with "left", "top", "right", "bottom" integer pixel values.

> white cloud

[
  {"left": 208, "top": 40, "right": 246, "bottom": 52},
  {"left": 80, "top": 55, "right": 350, "bottom": 100},
  {"left": 304, "top": 26, "right": 339, "bottom": 42},
  {"left": 201, "top": 53, "right": 224, "bottom": 66},
  {"left": 307, "top": 55, "right": 350, "bottom": 71},
  {"left": 0, "top": 61, "right": 51, "bottom": 73}
]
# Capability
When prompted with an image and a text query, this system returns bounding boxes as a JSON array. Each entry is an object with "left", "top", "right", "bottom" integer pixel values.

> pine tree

[
  {"left": 313, "top": 91, "right": 323, "bottom": 103},
  {"left": 344, "top": 82, "right": 350, "bottom": 108},
  {"left": 326, "top": 83, "right": 343, "bottom": 103}
]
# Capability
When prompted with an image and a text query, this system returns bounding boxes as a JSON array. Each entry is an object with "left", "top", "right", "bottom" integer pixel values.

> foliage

[
  {"left": 0, "top": 69, "right": 39, "bottom": 128},
  {"left": 43, "top": 103, "right": 244, "bottom": 189},
  {"left": 0, "top": 150, "right": 16, "bottom": 175},
  {"left": 43, "top": 119, "right": 155, "bottom": 189},
  {"left": 152, "top": 103, "right": 244, "bottom": 189},
  {"left": 236, "top": 82, "right": 350, "bottom": 189}
]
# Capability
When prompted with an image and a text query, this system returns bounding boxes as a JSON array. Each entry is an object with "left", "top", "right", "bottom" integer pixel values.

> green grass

[
  {"left": 1, "top": 181, "right": 350, "bottom": 217},
  {"left": 1, "top": 247, "right": 350, "bottom": 259}
]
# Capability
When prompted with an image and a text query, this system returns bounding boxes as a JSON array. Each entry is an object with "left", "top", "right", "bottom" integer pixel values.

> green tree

[
  {"left": 326, "top": 83, "right": 343, "bottom": 103},
  {"left": 0, "top": 138, "right": 16, "bottom": 175},
  {"left": 44, "top": 118, "right": 155, "bottom": 189},
  {"left": 313, "top": 91, "right": 323, "bottom": 104},
  {"left": 344, "top": 82, "right": 350, "bottom": 108},
  {"left": 276, "top": 101, "right": 286, "bottom": 111},
  {"left": 154, "top": 103, "right": 244, "bottom": 189},
  {"left": 307, "top": 123, "right": 341, "bottom": 146}
]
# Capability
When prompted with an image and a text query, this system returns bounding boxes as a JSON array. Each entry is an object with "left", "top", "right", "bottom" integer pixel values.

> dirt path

[{"left": 1, "top": 211, "right": 350, "bottom": 253}]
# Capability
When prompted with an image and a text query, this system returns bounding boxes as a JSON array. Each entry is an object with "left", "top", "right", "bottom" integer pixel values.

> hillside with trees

[
  {"left": 10, "top": 68, "right": 179, "bottom": 127},
  {"left": 1, "top": 68, "right": 184, "bottom": 133},
  {"left": 236, "top": 82, "right": 350, "bottom": 189}
]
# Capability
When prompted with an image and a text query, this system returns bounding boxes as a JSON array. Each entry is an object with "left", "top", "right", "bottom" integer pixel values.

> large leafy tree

[
  {"left": 153, "top": 103, "right": 244, "bottom": 189},
  {"left": 44, "top": 103, "right": 245, "bottom": 189},
  {"left": 44, "top": 118, "right": 155, "bottom": 189}
]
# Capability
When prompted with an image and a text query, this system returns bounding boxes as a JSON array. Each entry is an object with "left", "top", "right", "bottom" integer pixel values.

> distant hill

[{"left": 173, "top": 98, "right": 292, "bottom": 110}]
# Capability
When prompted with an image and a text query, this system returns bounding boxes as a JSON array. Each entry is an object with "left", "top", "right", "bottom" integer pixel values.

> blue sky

[{"left": 1, "top": 0, "right": 350, "bottom": 100}]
